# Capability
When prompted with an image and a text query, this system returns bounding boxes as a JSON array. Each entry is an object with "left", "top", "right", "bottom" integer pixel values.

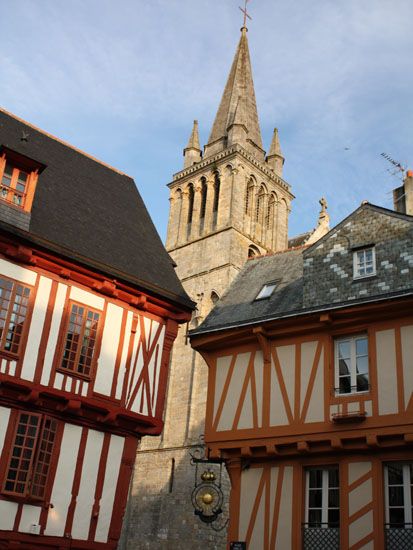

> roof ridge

[
  {"left": 247, "top": 243, "right": 311, "bottom": 261},
  {"left": 0, "top": 106, "right": 130, "bottom": 177}
]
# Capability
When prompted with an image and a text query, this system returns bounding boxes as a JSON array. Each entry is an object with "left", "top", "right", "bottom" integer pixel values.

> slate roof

[
  {"left": 0, "top": 108, "right": 193, "bottom": 310},
  {"left": 192, "top": 247, "right": 305, "bottom": 333},
  {"left": 192, "top": 203, "right": 413, "bottom": 336}
]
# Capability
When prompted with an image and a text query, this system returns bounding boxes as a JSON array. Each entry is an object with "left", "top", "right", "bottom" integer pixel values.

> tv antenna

[{"left": 381, "top": 152, "right": 406, "bottom": 180}]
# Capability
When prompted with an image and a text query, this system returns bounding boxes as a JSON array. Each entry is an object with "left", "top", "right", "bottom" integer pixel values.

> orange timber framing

[{"left": 191, "top": 296, "right": 413, "bottom": 550}]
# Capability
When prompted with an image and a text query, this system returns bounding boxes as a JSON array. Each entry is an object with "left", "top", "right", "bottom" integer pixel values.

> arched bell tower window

[
  {"left": 245, "top": 178, "right": 254, "bottom": 215},
  {"left": 248, "top": 245, "right": 260, "bottom": 258},
  {"left": 212, "top": 172, "right": 220, "bottom": 228},
  {"left": 266, "top": 193, "right": 276, "bottom": 229},
  {"left": 187, "top": 184, "right": 194, "bottom": 237},
  {"left": 199, "top": 177, "right": 207, "bottom": 233},
  {"left": 255, "top": 185, "right": 265, "bottom": 223},
  {"left": 210, "top": 291, "right": 220, "bottom": 305}
]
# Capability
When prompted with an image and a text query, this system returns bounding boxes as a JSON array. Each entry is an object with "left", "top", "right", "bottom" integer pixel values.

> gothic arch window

[
  {"left": 245, "top": 178, "right": 255, "bottom": 215},
  {"left": 187, "top": 184, "right": 194, "bottom": 224},
  {"left": 199, "top": 177, "right": 207, "bottom": 233},
  {"left": 212, "top": 172, "right": 220, "bottom": 227},
  {"left": 248, "top": 245, "right": 260, "bottom": 258},
  {"left": 186, "top": 184, "right": 194, "bottom": 238},
  {"left": 255, "top": 185, "right": 266, "bottom": 223},
  {"left": 266, "top": 193, "right": 276, "bottom": 229},
  {"left": 210, "top": 291, "right": 220, "bottom": 305}
]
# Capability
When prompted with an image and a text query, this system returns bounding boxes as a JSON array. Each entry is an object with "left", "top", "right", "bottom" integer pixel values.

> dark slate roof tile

[{"left": 0, "top": 109, "right": 193, "bottom": 309}]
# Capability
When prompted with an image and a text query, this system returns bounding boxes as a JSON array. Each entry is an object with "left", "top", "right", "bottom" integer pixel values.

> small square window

[
  {"left": 255, "top": 281, "right": 277, "bottom": 300},
  {"left": 353, "top": 247, "right": 376, "bottom": 279}
]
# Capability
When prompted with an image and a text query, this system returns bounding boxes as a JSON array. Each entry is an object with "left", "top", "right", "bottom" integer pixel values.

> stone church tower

[{"left": 121, "top": 27, "right": 293, "bottom": 549}]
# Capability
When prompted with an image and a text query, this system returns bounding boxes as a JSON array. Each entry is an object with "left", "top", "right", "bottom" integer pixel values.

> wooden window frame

[
  {"left": 305, "top": 466, "right": 340, "bottom": 528},
  {"left": 0, "top": 275, "right": 32, "bottom": 357},
  {"left": 0, "top": 150, "right": 42, "bottom": 213},
  {"left": 1, "top": 411, "right": 59, "bottom": 502},
  {"left": 56, "top": 300, "right": 101, "bottom": 381},
  {"left": 353, "top": 246, "right": 376, "bottom": 279},
  {"left": 334, "top": 333, "right": 369, "bottom": 396},
  {"left": 384, "top": 462, "right": 413, "bottom": 527}
]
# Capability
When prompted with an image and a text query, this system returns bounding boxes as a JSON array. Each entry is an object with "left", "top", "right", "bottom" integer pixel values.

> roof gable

[{"left": 0, "top": 109, "right": 193, "bottom": 309}]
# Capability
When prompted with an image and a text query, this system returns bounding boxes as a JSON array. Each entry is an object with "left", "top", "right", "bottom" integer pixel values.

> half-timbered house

[
  {"left": 191, "top": 196, "right": 413, "bottom": 549},
  {"left": 0, "top": 108, "right": 193, "bottom": 549}
]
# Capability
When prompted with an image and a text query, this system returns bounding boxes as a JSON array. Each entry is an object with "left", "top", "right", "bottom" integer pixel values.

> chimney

[{"left": 393, "top": 169, "right": 413, "bottom": 215}]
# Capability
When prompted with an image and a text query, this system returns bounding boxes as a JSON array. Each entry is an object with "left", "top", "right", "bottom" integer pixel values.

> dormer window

[
  {"left": 1, "top": 162, "right": 29, "bottom": 207},
  {"left": 353, "top": 247, "right": 376, "bottom": 279},
  {"left": 255, "top": 281, "right": 278, "bottom": 300},
  {"left": 0, "top": 148, "right": 44, "bottom": 213}
]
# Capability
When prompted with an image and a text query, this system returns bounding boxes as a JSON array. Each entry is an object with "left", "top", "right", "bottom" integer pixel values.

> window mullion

[
  {"left": 404, "top": 465, "right": 412, "bottom": 524},
  {"left": 305, "top": 471, "right": 309, "bottom": 524},
  {"left": 350, "top": 339, "right": 357, "bottom": 390},
  {"left": 322, "top": 470, "right": 329, "bottom": 525},
  {"left": 73, "top": 309, "right": 87, "bottom": 370},
  {"left": 2, "top": 285, "right": 17, "bottom": 350}
]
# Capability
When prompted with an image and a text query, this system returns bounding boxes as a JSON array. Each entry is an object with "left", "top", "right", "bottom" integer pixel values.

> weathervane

[{"left": 239, "top": 0, "right": 252, "bottom": 28}]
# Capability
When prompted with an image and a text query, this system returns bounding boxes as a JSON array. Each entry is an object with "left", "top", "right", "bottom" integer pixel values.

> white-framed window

[
  {"left": 335, "top": 334, "right": 369, "bottom": 395},
  {"left": 305, "top": 467, "right": 340, "bottom": 528},
  {"left": 353, "top": 247, "right": 376, "bottom": 279},
  {"left": 254, "top": 281, "right": 277, "bottom": 300},
  {"left": 385, "top": 463, "right": 413, "bottom": 527}
]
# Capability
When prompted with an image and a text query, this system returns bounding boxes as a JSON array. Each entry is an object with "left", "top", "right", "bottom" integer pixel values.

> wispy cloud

[{"left": 1, "top": 0, "right": 412, "bottom": 239}]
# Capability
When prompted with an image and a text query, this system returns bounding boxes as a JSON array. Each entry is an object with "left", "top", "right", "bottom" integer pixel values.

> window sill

[
  {"left": 0, "top": 349, "right": 20, "bottom": 361},
  {"left": 331, "top": 411, "right": 367, "bottom": 424},
  {"left": 55, "top": 368, "right": 92, "bottom": 383},
  {"left": 0, "top": 493, "right": 47, "bottom": 507},
  {"left": 352, "top": 274, "right": 377, "bottom": 282}
]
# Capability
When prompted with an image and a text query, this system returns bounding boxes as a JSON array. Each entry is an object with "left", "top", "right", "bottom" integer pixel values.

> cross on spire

[{"left": 239, "top": 0, "right": 252, "bottom": 28}]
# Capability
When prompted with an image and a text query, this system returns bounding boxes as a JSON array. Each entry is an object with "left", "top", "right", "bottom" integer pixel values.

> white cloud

[{"left": 0, "top": 0, "right": 412, "bottom": 238}]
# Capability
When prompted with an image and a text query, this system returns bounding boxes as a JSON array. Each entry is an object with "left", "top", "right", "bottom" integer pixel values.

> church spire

[
  {"left": 266, "top": 127, "right": 285, "bottom": 177},
  {"left": 183, "top": 120, "right": 202, "bottom": 168},
  {"left": 204, "top": 27, "right": 264, "bottom": 160}
]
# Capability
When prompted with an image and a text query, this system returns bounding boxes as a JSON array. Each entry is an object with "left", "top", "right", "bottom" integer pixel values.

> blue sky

[{"left": 1, "top": 0, "right": 412, "bottom": 241}]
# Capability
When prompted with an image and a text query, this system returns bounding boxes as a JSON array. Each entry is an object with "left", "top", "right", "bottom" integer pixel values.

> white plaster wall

[
  {"left": 376, "top": 329, "right": 398, "bottom": 415},
  {"left": 94, "top": 434, "right": 125, "bottom": 543},
  {"left": 45, "top": 423, "right": 82, "bottom": 536},
  {"left": 20, "top": 276, "right": 52, "bottom": 381},
  {"left": 72, "top": 429, "right": 104, "bottom": 540},
  {"left": 41, "top": 282, "right": 67, "bottom": 386},
  {"left": 94, "top": 303, "right": 123, "bottom": 396}
]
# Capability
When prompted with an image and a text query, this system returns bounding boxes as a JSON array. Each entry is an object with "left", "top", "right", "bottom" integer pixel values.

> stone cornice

[{"left": 168, "top": 144, "right": 294, "bottom": 198}]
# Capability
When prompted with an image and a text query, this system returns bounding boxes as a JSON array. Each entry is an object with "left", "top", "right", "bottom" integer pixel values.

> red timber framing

[
  {"left": 191, "top": 296, "right": 413, "bottom": 550},
  {"left": 0, "top": 232, "right": 191, "bottom": 550},
  {"left": 0, "top": 232, "right": 191, "bottom": 438}
]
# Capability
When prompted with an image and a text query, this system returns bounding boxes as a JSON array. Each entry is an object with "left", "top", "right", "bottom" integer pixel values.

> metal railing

[
  {"left": 302, "top": 523, "right": 339, "bottom": 549},
  {"left": 385, "top": 523, "right": 413, "bottom": 550}
]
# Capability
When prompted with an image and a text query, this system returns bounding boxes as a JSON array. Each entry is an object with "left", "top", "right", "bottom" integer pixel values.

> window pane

[
  {"left": 389, "top": 508, "right": 405, "bottom": 526},
  {"left": 339, "top": 376, "right": 351, "bottom": 394},
  {"left": 356, "top": 355, "right": 368, "bottom": 375},
  {"left": 389, "top": 486, "right": 404, "bottom": 507},
  {"left": 357, "top": 374, "right": 369, "bottom": 392},
  {"left": 388, "top": 463, "right": 404, "bottom": 485},
  {"left": 328, "top": 489, "right": 339, "bottom": 507},
  {"left": 309, "top": 469, "right": 323, "bottom": 488},
  {"left": 309, "top": 489, "right": 322, "bottom": 507},
  {"left": 308, "top": 509, "right": 322, "bottom": 527},
  {"left": 356, "top": 338, "right": 368, "bottom": 356},
  {"left": 338, "top": 357, "right": 351, "bottom": 376},
  {"left": 329, "top": 469, "right": 339, "bottom": 488},
  {"left": 328, "top": 508, "right": 340, "bottom": 526},
  {"left": 338, "top": 341, "right": 350, "bottom": 359}
]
